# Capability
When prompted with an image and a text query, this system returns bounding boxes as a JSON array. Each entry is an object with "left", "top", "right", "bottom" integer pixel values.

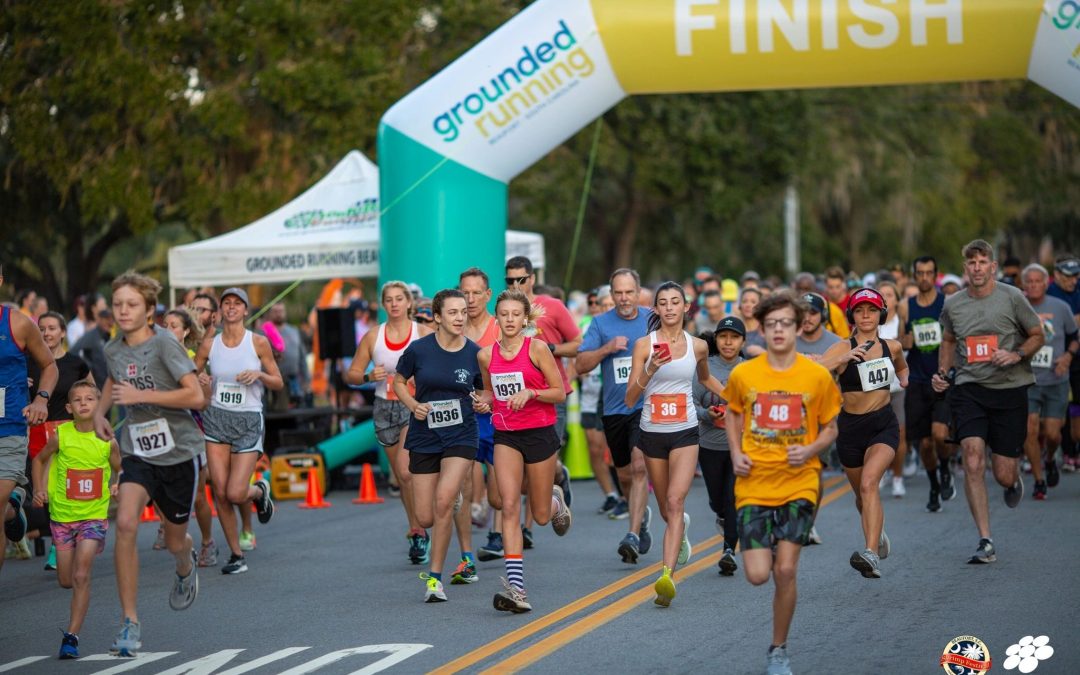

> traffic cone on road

[
  {"left": 298, "top": 470, "right": 330, "bottom": 509},
  {"left": 140, "top": 504, "right": 158, "bottom": 522},
  {"left": 205, "top": 485, "right": 218, "bottom": 517},
  {"left": 352, "top": 464, "right": 384, "bottom": 504}
]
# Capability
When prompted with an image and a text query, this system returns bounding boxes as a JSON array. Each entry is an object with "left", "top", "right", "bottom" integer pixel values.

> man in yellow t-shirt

[{"left": 723, "top": 292, "right": 841, "bottom": 675}]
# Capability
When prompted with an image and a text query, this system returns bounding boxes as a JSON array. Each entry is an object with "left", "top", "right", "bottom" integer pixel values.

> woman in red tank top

[{"left": 476, "top": 290, "right": 570, "bottom": 613}]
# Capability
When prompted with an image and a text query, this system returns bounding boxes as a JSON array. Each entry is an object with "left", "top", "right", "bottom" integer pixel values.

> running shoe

[
  {"left": 221, "top": 553, "right": 248, "bottom": 575},
  {"left": 197, "top": 540, "right": 218, "bottom": 567},
  {"left": 806, "top": 525, "right": 822, "bottom": 546},
  {"left": 493, "top": 577, "right": 532, "bottom": 613},
  {"left": 169, "top": 550, "right": 199, "bottom": 610},
  {"left": 10, "top": 538, "right": 31, "bottom": 560},
  {"left": 58, "top": 631, "right": 79, "bottom": 659},
  {"left": 44, "top": 544, "right": 57, "bottom": 571},
  {"left": 555, "top": 463, "right": 572, "bottom": 507},
  {"left": 254, "top": 479, "right": 274, "bottom": 524},
  {"left": 1063, "top": 456, "right": 1079, "bottom": 473},
  {"left": 926, "top": 489, "right": 941, "bottom": 513},
  {"left": 478, "top": 531, "right": 504, "bottom": 561},
  {"left": 618, "top": 532, "right": 641, "bottom": 564},
  {"left": 471, "top": 502, "right": 488, "bottom": 528},
  {"left": 967, "top": 538, "right": 996, "bottom": 564},
  {"left": 718, "top": 548, "right": 738, "bottom": 577},
  {"left": 1021, "top": 458, "right": 1033, "bottom": 474},
  {"left": 714, "top": 515, "right": 724, "bottom": 534},
  {"left": 450, "top": 557, "right": 478, "bottom": 584},
  {"left": 452, "top": 491, "right": 463, "bottom": 514},
  {"left": 521, "top": 526, "right": 534, "bottom": 550},
  {"left": 1004, "top": 477, "right": 1024, "bottom": 508},
  {"left": 638, "top": 506, "right": 652, "bottom": 555},
  {"left": 408, "top": 531, "right": 430, "bottom": 564},
  {"left": 902, "top": 453, "right": 918, "bottom": 477},
  {"left": 387, "top": 483, "right": 402, "bottom": 497},
  {"left": 939, "top": 464, "right": 956, "bottom": 501},
  {"left": 608, "top": 498, "right": 629, "bottom": 520},
  {"left": 238, "top": 530, "right": 256, "bottom": 551},
  {"left": 109, "top": 617, "right": 141, "bottom": 658},
  {"left": 766, "top": 645, "right": 792, "bottom": 675},
  {"left": 550, "top": 485, "right": 571, "bottom": 536},
  {"left": 420, "top": 573, "right": 446, "bottom": 603},
  {"left": 597, "top": 494, "right": 619, "bottom": 515},
  {"left": 1033, "top": 480, "right": 1047, "bottom": 501},
  {"left": 878, "top": 529, "right": 891, "bottom": 560},
  {"left": 677, "top": 513, "right": 692, "bottom": 565},
  {"left": 891, "top": 476, "right": 906, "bottom": 498},
  {"left": 1045, "top": 459, "right": 1060, "bottom": 488},
  {"left": 4, "top": 486, "right": 27, "bottom": 543},
  {"left": 153, "top": 526, "right": 167, "bottom": 551},
  {"left": 653, "top": 565, "right": 676, "bottom": 607},
  {"left": 850, "top": 549, "right": 881, "bottom": 578}
]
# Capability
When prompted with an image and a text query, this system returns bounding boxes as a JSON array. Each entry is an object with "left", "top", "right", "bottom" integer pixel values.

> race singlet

[
  {"left": 492, "top": 372, "right": 526, "bottom": 401},
  {"left": 857, "top": 357, "right": 895, "bottom": 391},
  {"left": 649, "top": 393, "right": 687, "bottom": 424},
  {"left": 912, "top": 321, "right": 942, "bottom": 349},
  {"left": 613, "top": 357, "right": 632, "bottom": 385},
  {"left": 753, "top": 393, "right": 803, "bottom": 431},
  {"left": 1031, "top": 345, "right": 1053, "bottom": 369},
  {"left": 66, "top": 467, "right": 103, "bottom": 501},
  {"left": 427, "top": 399, "right": 463, "bottom": 429},
  {"left": 965, "top": 335, "right": 998, "bottom": 363},
  {"left": 129, "top": 418, "right": 176, "bottom": 458}
]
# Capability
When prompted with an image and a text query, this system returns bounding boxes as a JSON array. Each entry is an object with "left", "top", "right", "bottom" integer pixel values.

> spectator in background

[
  {"left": 740, "top": 270, "right": 761, "bottom": 290},
  {"left": 70, "top": 308, "right": 114, "bottom": 389},
  {"left": 66, "top": 295, "right": 88, "bottom": 347},
  {"left": 638, "top": 286, "right": 654, "bottom": 308},
  {"left": 824, "top": 266, "right": 852, "bottom": 315},
  {"left": 30, "top": 297, "right": 49, "bottom": 322},
  {"left": 695, "top": 292, "right": 726, "bottom": 335},
  {"left": 267, "top": 303, "right": 309, "bottom": 410},
  {"left": 414, "top": 298, "right": 434, "bottom": 326},
  {"left": 1000, "top": 256, "right": 1022, "bottom": 286},
  {"left": 16, "top": 289, "right": 36, "bottom": 317},
  {"left": 940, "top": 274, "right": 964, "bottom": 296}
]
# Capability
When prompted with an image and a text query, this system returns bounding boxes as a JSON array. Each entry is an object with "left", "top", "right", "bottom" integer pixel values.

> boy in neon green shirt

[{"left": 32, "top": 380, "right": 120, "bottom": 659}]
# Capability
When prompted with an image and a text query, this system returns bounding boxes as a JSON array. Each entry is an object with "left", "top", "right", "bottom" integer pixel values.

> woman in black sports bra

[{"left": 822, "top": 288, "right": 909, "bottom": 580}]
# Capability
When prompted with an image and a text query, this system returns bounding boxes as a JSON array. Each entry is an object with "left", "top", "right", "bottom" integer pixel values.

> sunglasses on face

[{"left": 505, "top": 275, "right": 530, "bottom": 286}]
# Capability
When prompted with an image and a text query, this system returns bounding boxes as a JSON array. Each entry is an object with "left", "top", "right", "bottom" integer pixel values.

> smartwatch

[{"left": 36, "top": 390, "right": 50, "bottom": 400}]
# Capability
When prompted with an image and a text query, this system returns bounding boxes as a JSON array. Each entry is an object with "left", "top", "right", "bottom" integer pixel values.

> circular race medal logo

[{"left": 941, "top": 635, "right": 992, "bottom": 674}]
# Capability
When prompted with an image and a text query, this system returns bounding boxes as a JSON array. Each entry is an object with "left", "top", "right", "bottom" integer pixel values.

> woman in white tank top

[
  {"left": 624, "top": 282, "right": 725, "bottom": 607},
  {"left": 876, "top": 280, "right": 910, "bottom": 498},
  {"left": 345, "top": 281, "right": 432, "bottom": 562},
  {"left": 194, "top": 288, "right": 282, "bottom": 574}
]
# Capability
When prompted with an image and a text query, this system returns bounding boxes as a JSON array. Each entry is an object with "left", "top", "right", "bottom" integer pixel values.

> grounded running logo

[
  {"left": 940, "top": 635, "right": 991, "bottom": 674},
  {"left": 1003, "top": 635, "right": 1054, "bottom": 672}
]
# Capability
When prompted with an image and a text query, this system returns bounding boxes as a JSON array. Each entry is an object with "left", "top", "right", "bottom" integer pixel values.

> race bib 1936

[
  {"left": 613, "top": 356, "right": 632, "bottom": 385},
  {"left": 492, "top": 372, "right": 526, "bottom": 401},
  {"left": 129, "top": 418, "right": 176, "bottom": 458},
  {"left": 427, "top": 399, "right": 463, "bottom": 429}
]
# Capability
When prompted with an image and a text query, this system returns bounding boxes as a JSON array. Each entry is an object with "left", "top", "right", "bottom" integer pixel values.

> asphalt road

[{"left": 2, "top": 461, "right": 1078, "bottom": 674}]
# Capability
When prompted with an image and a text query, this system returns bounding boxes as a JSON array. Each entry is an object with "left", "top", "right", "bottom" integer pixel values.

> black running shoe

[
  {"left": 1004, "top": 477, "right": 1024, "bottom": 508},
  {"left": 718, "top": 548, "right": 738, "bottom": 577},
  {"left": 926, "top": 489, "right": 941, "bottom": 513},
  {"left": 1045, "top": 459, "right": 1060, "bottom": 488},
  {"left": 254, "top": 479, "right": 274, "bottom": 524},
  {"left": 555, "top": 463, "right": 572, "bottom": 508},
  {"left": 4, "top": 487, "right": 27, "bottom": 542},
  {"left": 221, "top": 554, "right": 247, "bottom": 575},
  {"left": 939, "top": 465, "right": 956, "bottom": 501},
  {"left": 967, "top": 538, "right": 996, "bottom": 564},
  {"left": 521, "top": 526, "right": 534, "bottom": 550}
]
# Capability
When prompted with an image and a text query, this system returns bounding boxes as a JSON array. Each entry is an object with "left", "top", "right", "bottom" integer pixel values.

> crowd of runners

[{"left": 2, "top": 241, "right": 1078, "bottom": 675}]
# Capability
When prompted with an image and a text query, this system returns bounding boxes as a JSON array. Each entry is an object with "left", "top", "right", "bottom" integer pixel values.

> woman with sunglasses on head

[
  {"left": 821, "top": 288, "right": 909, "bottom": 579},
  {"left": 475, "top": 289, "right": 570, "bottom": 613},
  {"left": 625, "top": 281, "right": 726, "bottom": 606}
]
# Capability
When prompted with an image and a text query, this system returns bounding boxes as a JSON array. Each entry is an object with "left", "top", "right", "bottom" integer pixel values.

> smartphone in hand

[{"left": 653, "top": 342, "right": 671, "bottom": 360}]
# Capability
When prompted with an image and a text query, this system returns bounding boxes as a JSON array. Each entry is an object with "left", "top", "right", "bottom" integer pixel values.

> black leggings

[{"left": 698, "top": 448, "right": 737, "bottom": 550}]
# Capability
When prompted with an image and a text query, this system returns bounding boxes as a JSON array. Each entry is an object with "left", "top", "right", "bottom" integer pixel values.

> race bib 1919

[
  {"left": 216, "top": 382, "right": 246, "bottom": 408},
  {"left": 129, "top": 418, "right": 176, "bottom": 458},
  {"left": 427, "top": 399, "right": 463, "bottom": 429}
]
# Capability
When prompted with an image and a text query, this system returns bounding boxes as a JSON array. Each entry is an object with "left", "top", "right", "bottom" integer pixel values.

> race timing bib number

[
  {"left": 66, "top": 467, "right": 103, "bottom": 501},
  {"left": 216, "top": 382, "right": 246, "bottom": 408},
  {"left": 492, "top": 372, "right": 526, "bottom": 401},
  {"left": 129, "top": 418, "right": 175, "bottom": 458},
  {"left": 857, "top": 357, "right": 895, "bottom": 391},
  {"left": 753, "top": 393, "right": 803, "bottom": 431},
  {"left": 912, "top": 321, "right": 942, "bottom": 349},
  {"left": 965, "top": 335, "right": 998, "bottom": 363},
  {"left": 649, "top": 393, "right": 687, "bottom": 424},
  {"left": 1031, "top": 345, "right": 1053, "bottom": 369},
  {"left": 427, "top": 399, "right": 463, "bottom": 429},
  {"left": 613, "top": 357, "right": 632, "bottom": 385}
]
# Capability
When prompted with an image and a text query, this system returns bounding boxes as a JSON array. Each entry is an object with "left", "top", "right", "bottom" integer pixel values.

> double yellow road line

[{"left": 431, "top": 474, "right": 853, "bottom": 674}]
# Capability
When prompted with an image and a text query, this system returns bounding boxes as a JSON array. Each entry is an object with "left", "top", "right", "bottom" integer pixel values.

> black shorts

[
  {"left": 603, "top": 411, "right": 642, "bottom": 468},
  {"left": 737, "top": 499, "right": 815, "bottom": 550},
  {"left": 408, "top": 446, "right": 477, "bottom": 474},
  {"left": 120, "top": 455, "right": 198, "bottom": 525},
  {"left": 639, "top": 427, "right": 699, "bottom": 460},
  {"left": 950, "top": 383, "right": 1028, "bottom": 458},
  {"left": 1070, "top": 366, "right": 1080, "bottom": 411},
  {"left": 904, "top": 381, "right": 951, "bottom": 440},
  {"left": 837, "top": 406, "right": 899, "bottom": 469},
  {"left": 494, "top": 426, "right": 560, "bottom": 464},
  {"left": 581, "top": 412, "right": 604, "bottom": 431}
]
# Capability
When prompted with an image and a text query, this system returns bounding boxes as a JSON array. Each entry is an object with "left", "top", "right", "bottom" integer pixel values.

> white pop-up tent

[{"left": 168, "top": 150, "right": 544, "bottom": 291}]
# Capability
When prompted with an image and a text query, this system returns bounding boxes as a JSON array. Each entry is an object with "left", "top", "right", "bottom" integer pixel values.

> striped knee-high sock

[{"left": 505, "top": 554, "right": 524, "bottom": 590}]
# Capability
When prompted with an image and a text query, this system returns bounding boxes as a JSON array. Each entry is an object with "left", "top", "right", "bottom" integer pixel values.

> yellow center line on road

[{"left": 821, "top": 473, "right": 847, "bottom": 491}]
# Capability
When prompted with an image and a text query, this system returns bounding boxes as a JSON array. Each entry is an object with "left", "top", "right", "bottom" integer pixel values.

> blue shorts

[{"left": 476, "top": 413, "right": 495, "bottom": 465}]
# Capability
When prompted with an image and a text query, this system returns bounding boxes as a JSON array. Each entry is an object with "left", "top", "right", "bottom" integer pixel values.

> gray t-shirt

[
  {"left": 692, "top": 354, "right": 742, "bottom": 451},
  {"left": 105, "top": 326, "right": 204, "bottom": 465},
  {"left": 796, "top": 329, "right": 841, "bottom": 357},
  {"left": 940, "top": 282, "right": 1041, "bottom": 389},
  {"left": 1029, "top": 295, "right": 1077, "bottom": 387}
]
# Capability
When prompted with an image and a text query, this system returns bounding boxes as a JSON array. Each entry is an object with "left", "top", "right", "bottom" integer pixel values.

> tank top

[
  {"left": 489, "top": 337, "right": 556, "bottom": 431},
  {"left": 372, "top": 322, "right": 419, "bottom": 400},
  {"left": 880, "top": 314, "right": 900, "bottom": 341},
  {"left": 474, "top": 316, "right": 500, "bottom": 349},
  {"left": 0, "top": 307, "right": 29, "bottom": 437},
  {"left": 48, "top": 421, "right": 113, "bottom": 522},
  {"left": 640, "top": 331, "right": 698, "bottom": 433},
  {"left": 838, "top": 336, "right": 896, "bottom": 393},
  {"left": 208, "top": 330, "right": 264, "bottom": 412}
]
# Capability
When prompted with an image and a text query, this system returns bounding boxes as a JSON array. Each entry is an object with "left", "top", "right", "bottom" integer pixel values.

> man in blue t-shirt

[
  {"left": 1047, "top": 256, "right": 1080, "bottom": 472},
  {"left": 576, "top": 269, "right": 654, "bottom": 564}
]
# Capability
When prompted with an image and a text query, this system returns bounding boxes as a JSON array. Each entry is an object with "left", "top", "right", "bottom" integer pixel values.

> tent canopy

[{"left": 168, "top": 150, "right": 544, "bottom": 288}]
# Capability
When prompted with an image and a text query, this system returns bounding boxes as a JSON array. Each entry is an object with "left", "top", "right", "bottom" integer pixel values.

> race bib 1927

[{"left": 129, "top": 418, "right": 175, "bottom": 458}]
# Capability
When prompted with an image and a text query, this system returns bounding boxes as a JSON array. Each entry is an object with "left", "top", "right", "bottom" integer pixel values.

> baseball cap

[
  {"left": 740, "top": 270, "right": 761, "bottom": 283},
  {"left": 221, "top": 287, "right": 249, "bottom": 306},
  {"left": 940, "top": 273, "right": 964, "bottom": 290},
  {"left": 1056, "top": 258, "right": 1080, "bottom": 277},
  {"left": 714, "top": 316, "right": 746, "bottom": 337},
  {"left": 802, "top": 292, "right": 828, "bottom": 315},
  {"left": 849, "top": 288, "right": 885, "bottom": 312}
]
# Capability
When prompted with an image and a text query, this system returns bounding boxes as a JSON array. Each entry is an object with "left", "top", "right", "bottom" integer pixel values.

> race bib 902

[{"left": 912, "top": 321, "right": 941, "bottom": 349}]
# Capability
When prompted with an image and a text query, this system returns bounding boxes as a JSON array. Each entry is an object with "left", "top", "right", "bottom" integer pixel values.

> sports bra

[{"left": 838, "top": 336, "right": 896, "bottom": 393}]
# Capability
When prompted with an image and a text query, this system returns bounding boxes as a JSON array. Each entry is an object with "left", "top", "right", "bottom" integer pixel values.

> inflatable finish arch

[{"left": 378, "top": 1, "right": 1079, "bottom": 294}]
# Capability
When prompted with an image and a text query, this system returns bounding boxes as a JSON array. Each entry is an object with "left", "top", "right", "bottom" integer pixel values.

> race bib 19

[
  {"left": 216, "top": 382, "right": 246, "bottom": 408},
  {"left": 129, "top": 418, "right": 176, "bottom": 458},
  {"left": 492, "top": 372, "right": 526, "bottom": 401},
  {"left": 912, "top": 321, "right": 942, "bottom": 349},
  {"left": 66, "top": 467, "right": 103, "bottom": 501},
  {"left": 649, "top": 393, "right": 687, "bottom": 424},
  {"left": 857, "top": 357, "right": 895, "bottom": 391},
  {"left": 613, "top": 357, "right": 632, "bottom": 385},
  {"left": 753, "top": 393, "right": 803, "bottom": 431},
  {"left": 427, "top": 399, "right": 463, "bottom": 429},
  {"left": 1031, "top": 345, "right": 1053, "bottom": 369},
  {"left": 965, "top": 335, "right": 998, "bottom": 363}
]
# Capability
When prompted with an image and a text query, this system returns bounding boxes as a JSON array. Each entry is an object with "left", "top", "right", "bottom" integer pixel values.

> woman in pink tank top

[{"left": 476, "top": 290, "right": 571, "bottom": 613}]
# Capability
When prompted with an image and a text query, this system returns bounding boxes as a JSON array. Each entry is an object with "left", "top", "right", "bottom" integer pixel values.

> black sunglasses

[{"left": 505, "top": 275, "right": 530, "bottom": 286}]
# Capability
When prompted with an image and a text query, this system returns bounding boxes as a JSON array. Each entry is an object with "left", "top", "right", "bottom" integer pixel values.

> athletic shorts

[
  {"left": 837, "top": 406, "right": 899, "bottom": 469},
  {"left": 1070, "top": 367, "right": 1080, "bottom": 408},
  {"left": 889, "top": 390, "right": 905, "bottom": 427},
  {"left": 950, "top": 383, "right": 1028, "bottom": 458},
  {"left": 904, "top": 381, "right": 951, "bottom": 441},
  {"left": 493, "top": 426, "right": 560, "bottom": 464},
  {"left": 554, "top": 401, "right": 568, "bottom": 446},
  {"left": 476, "top": 413, "right": 495, "bottom": 465},
  {"left": 1028, "top": 381, "right": 1069, "bottom": 420},
  {"left": 581, "top": 412, "right": 604, "bottom": 431},
  {"left": 0, "top": 435, "right": 27, "bottom": 484},
  {"left": 639, "top": 427, "right": 699, "bottom": 460},
  {"left": 603, "top": 411, "right": 642, "bottom": 469},
  {"left": 737, "top": 499, "right": 815, "bottom": 550},
  {"left": 408, "top": 445, "right": 477, "bottom": 475},
  {"left": 374, "top": 398, "right": 410, "bottom": 447},
  {"left": 119, "top": 455, "right": 198, "bottom": 524},
  {"left": 50, "top": 519, "right": 108, "bottom": 553},
  {"left": 202, "top": 406, "right": 264, "bottom": 453}
]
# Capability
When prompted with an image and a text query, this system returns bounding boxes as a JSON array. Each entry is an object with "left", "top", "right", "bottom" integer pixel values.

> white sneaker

[
  {"left": 878, "top": 470, "right": 892, "bottom": 489},
  {"left": 902, "top": 453, "right": 918, "bottom": 478},
  {"left": 891, "top": 476, "right": 906, "bottom": 498}
]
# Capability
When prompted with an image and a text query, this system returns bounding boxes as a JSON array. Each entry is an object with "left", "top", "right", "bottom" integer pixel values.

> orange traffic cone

[
  {"left": 140, "top": 504, "right": 158, "bottom": 522},
  {"left": 205, "top": 485, "right": 218, "bottom": 517},
  {"left": 298, "top": 470, "right": 330, "bottom": 509},
  {"left": 352, "top": 464, "right": 384, "bottom": 504}
]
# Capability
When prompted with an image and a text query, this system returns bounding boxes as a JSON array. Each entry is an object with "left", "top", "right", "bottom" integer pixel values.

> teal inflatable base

[{"left": 317, "top": 420, "right": 380, "bottom": 472}]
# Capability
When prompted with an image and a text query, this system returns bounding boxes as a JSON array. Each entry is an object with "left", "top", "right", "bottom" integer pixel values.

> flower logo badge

[
  {"left": 941, "top": 635, "right": 991, "bottom": 674},
  {"left": 1003, "top": 635, "right": 1054, "bottom": 673}
]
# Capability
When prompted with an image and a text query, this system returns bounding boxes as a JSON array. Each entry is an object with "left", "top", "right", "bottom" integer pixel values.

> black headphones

[
  {"left": 845, "top": 287, "right": 888, "bottom": 326},
  {"left": 803, "top": 292, "right": 830, "bottom": 324}
]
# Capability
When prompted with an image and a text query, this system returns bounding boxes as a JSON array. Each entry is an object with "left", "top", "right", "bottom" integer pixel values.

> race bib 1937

[
  {"left": 129, "top": 418, "right": 175, "bottom": 458},
  {"left": 427, "top": 399, "right": 463, "bottom": 429},
  {"left": 492, "top": 372, "right": 526, "bottom": 401}
]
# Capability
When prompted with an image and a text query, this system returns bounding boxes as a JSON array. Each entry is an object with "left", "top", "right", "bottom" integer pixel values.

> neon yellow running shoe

[
  {"left": 420, "top": 573, "right": 447, "bottom": 603},
  {"left": 654, "top": 566, "right": 676, "bottom": 607}
]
